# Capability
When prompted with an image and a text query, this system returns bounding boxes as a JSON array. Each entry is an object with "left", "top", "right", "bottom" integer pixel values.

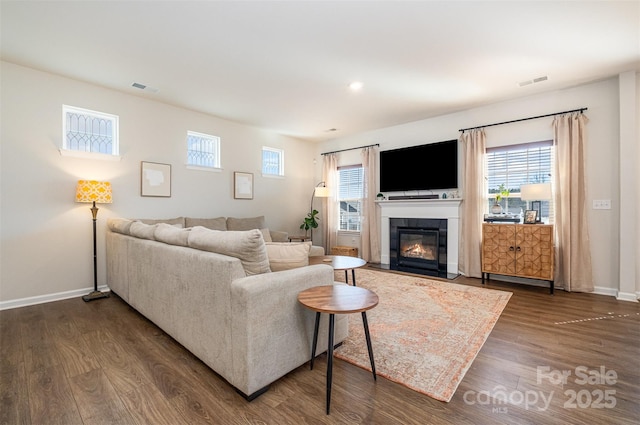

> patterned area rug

[{"left": 334, "top": 268, "right": 512, "bottom": 402}]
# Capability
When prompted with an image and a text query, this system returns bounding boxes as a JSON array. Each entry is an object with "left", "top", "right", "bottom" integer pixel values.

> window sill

[{"left": 186, "top": 165, "right": 222, "bottom": 172}]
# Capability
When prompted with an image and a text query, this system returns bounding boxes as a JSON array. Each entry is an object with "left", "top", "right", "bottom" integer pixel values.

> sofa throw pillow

[
  {"left": 265, "top": 242, "right": 310, "bottom": 271},
  {"left": 107, "top": 218, "right": 134, "bottom": 235},
  {"left": 129, "top": 221, "right": 158, "bottom": 240},
  {"left": 154, "top": 223, "right": 190, "bottom": 246},
  {"left": 185, "top": 217, "right": 227, "bottom": 230},
  {"left": 226, "top": 216, "right": 266, "bottom": 231},
  {"left": 188, "top": 226, "right": 271, "bottom": 276}
]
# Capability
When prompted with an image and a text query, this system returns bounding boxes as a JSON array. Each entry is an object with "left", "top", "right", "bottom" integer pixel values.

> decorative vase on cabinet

[{"left": 490, "top": 203, "right": 503, "bottom": 214}]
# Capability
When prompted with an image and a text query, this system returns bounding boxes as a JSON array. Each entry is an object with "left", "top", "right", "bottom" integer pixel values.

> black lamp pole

[{"left": 82, "top": 201, "right": 109, "bottom": 302}]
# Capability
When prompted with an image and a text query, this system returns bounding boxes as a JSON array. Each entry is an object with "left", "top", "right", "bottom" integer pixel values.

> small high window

[
  {"left": 262, "top": 147, "right": 284, "bottom": 176},
  {"left": 187, "top": 131, "right": 220, "bottom": 169},
  {"left": 62, "top": 105, "right": 119, "bottom": 156}
]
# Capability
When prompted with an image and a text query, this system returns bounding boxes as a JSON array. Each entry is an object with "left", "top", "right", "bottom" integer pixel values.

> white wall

[
  {"left": 0, "top": 61, "right": 319, "bottom": 305},
  {"left": 318, "top": 76, "right": 638, "bottom": 296}
]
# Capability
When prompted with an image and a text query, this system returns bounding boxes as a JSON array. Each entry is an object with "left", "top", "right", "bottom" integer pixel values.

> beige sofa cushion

[
  {"left": 268, "top": 230, "right": 289, "bottom": 242},
  {"left": 260, "top": 228, "right": 273, "bottom": 242},
  {"left": 185, "top": 217, "right": 227, "bottom": 230},
  {"left": 107, "top": 218, "right": 134, "bottom": 235},
  {"left": 129, "top": 221, "right": 157, "bottom": 240},
  {"left": 265, "top": 242, "right": 310, "bottom": 271},
  {"left": 226, "top": 216, "right": 266, "bottom": 231},
  {"left": 137, "top": 217, "right": 185, "bottom": 227},
  {"left": 188, "top": 226, "right": 271, "bottom": 276},
  {"left": 154, "top": 223, "right": 190, "bottom": 246}
]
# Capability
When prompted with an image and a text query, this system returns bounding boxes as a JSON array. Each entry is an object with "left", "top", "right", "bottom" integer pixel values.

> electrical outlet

[{"left": 593, "top": 200, "right": 611, "bottom": 210}]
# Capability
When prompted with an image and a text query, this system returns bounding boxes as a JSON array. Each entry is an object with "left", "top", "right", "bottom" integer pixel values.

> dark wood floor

[{"left": 2, "top": 270, "right": 639, "bottom": 425}]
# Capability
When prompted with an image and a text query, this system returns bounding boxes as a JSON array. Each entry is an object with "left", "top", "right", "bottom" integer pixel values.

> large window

[
  {"left": 262, "top": 147, "right": 284, "bottom": 176},
  {"left": 486, "top": 141, "right": 553, "bottom": 220},
  {"left": 62, "top": 105, "right": 119, "bottom": 155},
  {"left": 187, "top": 131, "right": 220, "bottom": 169},
  {"left": 338, "top": 165, "right": 364, "bottom": 232}
]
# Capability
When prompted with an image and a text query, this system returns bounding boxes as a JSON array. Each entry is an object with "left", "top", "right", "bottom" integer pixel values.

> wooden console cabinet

[{"left": 481, "top": 223, "right": 555, "bottom": 294}]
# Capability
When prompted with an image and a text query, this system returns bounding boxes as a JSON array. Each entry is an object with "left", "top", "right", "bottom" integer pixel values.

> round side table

[{"left": 297, "top": 284, "right": 378, "bottom": 414}]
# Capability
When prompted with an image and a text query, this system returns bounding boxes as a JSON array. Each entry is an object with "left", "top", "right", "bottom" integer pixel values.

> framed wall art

[
  {"left": 234, "top": 172, "right": 253, "bottom": 199},
  {"left": 141, "top": 161, "right": 171, "bottom": 197}
]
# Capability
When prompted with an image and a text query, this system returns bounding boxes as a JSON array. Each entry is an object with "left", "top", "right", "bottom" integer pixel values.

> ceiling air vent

[
  {"left": 131, "top": 82, "right": 159, "bottom": 93},
  {"left": 518, "top": 76, "right": 548, "bottom": 88}
]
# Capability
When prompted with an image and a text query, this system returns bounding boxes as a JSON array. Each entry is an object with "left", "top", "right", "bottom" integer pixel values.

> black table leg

[
  {"left": 326, "top": 313, "right": 335, "bottom": 415},
  {"left": 361, "top": 311, "right": 376, "bottom": 380},
  {"left": 310, "top": 312, "right": 320, "bottom": 370},
  {"left": 344, "top": 270, "right": 348, "bottom": 284},
  {"left": 351, "top": 269, "right": 357, "bottom": 286}
]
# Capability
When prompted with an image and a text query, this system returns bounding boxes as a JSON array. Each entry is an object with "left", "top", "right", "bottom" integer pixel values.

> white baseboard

[
  {"left": 615, "top": 291, "right": 639, "bottom": 302},
  {"left": 0, "top": 285, "right": 111, "bottom": 311},
  {"left": 592, "top": 286, "right": 619, "bottom": 297}
]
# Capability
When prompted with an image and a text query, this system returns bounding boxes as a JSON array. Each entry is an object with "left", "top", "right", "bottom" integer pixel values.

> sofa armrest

[
  {"left": 230, "top": 264, "right": 345, "bottom": 395},
  {"left": 309, "top": 245, "right": 325, "bottom": 256}
]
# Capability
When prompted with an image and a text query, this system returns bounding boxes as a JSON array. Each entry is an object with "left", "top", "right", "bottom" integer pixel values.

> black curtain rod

[
  {"left": 321, "top": 143, "right": 380, "bottom": 156},
  {"left": 459, "top": 107, "right": 588, "bottom": 132}
]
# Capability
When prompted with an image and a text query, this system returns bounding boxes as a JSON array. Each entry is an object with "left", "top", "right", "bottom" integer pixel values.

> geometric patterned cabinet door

[{"left": 481, "top": 223, "right": 555, "bottom": 294}]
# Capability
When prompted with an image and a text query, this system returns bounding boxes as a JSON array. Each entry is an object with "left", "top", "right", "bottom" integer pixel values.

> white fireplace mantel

[{"left": 377, "top": 199, "right": 462, "bottom": 274}]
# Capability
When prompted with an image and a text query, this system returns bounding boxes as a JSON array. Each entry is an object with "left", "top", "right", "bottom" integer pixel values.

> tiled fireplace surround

[{"left": 378, "top": 199, "right": 461, "bottom": 275}]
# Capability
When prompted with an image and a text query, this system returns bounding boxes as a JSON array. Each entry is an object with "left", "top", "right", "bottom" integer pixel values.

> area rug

[{"left": 333, "top": 268, "right": 511, "bottom": 402}]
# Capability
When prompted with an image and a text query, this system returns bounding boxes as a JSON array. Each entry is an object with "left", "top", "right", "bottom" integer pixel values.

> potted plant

[
  {"left": 491, "top": 184, "right": 509, "bottom": 214},
  {"left": 300, "top": 209, "right": 320, "bottom": 237}
]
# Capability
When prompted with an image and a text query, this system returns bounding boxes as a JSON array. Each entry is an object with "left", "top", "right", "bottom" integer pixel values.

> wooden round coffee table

[
  {"left": 308, "top": 255, "right": 367, "bottom": 285},
  {"left": 298, "top": 284, "right": 378, "bottom": 414}
]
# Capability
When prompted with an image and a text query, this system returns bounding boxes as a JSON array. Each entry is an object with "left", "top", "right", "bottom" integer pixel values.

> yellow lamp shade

[{"left": 75, "top": 180, "right": 113, "bottom": 204}]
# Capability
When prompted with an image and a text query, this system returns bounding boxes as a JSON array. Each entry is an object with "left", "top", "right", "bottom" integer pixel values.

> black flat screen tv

[{"left": 380, "top": 140, "right": 458, "bottom": 192}]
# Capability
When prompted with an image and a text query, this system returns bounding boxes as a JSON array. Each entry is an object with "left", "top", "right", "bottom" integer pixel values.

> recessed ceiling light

[{"left": 349, "top": 81, "right": 363, "bottom": 91}]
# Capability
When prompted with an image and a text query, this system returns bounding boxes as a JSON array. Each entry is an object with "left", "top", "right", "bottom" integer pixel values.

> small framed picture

[
  {"left": 141, "top": 161, "right": 171, "bottom": 197},
  {"left": 524, "top": 209, "right": 538, "bottom": 224},
  {"left": 531, "top": 200, "right": 542, "bottom": 222},
  {"left": 234, "top": 172, "right": 253, "bottom": 199}
]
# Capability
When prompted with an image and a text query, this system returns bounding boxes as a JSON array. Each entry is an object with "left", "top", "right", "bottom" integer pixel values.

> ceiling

[{"left": 2, "top": 1, "right": 639, "bottom": 142}]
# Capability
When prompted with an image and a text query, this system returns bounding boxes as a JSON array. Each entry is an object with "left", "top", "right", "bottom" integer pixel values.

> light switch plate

[{"left": 593, "top": 200, "right": 611, "bottom": 210}]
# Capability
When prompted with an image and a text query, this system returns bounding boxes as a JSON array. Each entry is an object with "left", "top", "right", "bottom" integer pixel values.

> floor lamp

[
  {"left": 76, "top": 180, "right": 113, "bottom": 302},
  {"left": 309, "top": 181, "right": 330, "bottom": 241}
]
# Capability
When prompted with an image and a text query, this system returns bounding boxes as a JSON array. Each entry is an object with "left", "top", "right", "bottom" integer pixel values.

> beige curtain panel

[
  {"left": 459, "top": 129, "right": 486, "bottom": 278},
  {"left": 553, "top": 113, "right": 594, "bottom": 292},
  {"left": 322, "top": 153, "right": 339, "bottom": 253},
  {"left": 360, "top": 146, "right": 381, "bottom": 263}
]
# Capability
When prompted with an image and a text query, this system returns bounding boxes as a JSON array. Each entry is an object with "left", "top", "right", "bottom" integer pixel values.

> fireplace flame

[{"left": 401, "top": 243, "right": 435, "bottom": 260}]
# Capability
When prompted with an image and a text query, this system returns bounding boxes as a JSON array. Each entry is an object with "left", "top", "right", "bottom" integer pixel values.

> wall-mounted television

[{"left": 379, "top": 139, "right": 458, "bottom": 192}]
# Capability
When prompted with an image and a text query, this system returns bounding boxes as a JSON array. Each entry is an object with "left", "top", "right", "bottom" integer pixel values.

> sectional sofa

[{"left": 105, "top": 216, "right": 348, "bottom": 400}]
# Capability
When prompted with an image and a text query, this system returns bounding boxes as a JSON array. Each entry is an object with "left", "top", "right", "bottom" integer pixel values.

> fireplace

[{"left": 390, "top": 218, "right": 447, "bottom": 277}]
